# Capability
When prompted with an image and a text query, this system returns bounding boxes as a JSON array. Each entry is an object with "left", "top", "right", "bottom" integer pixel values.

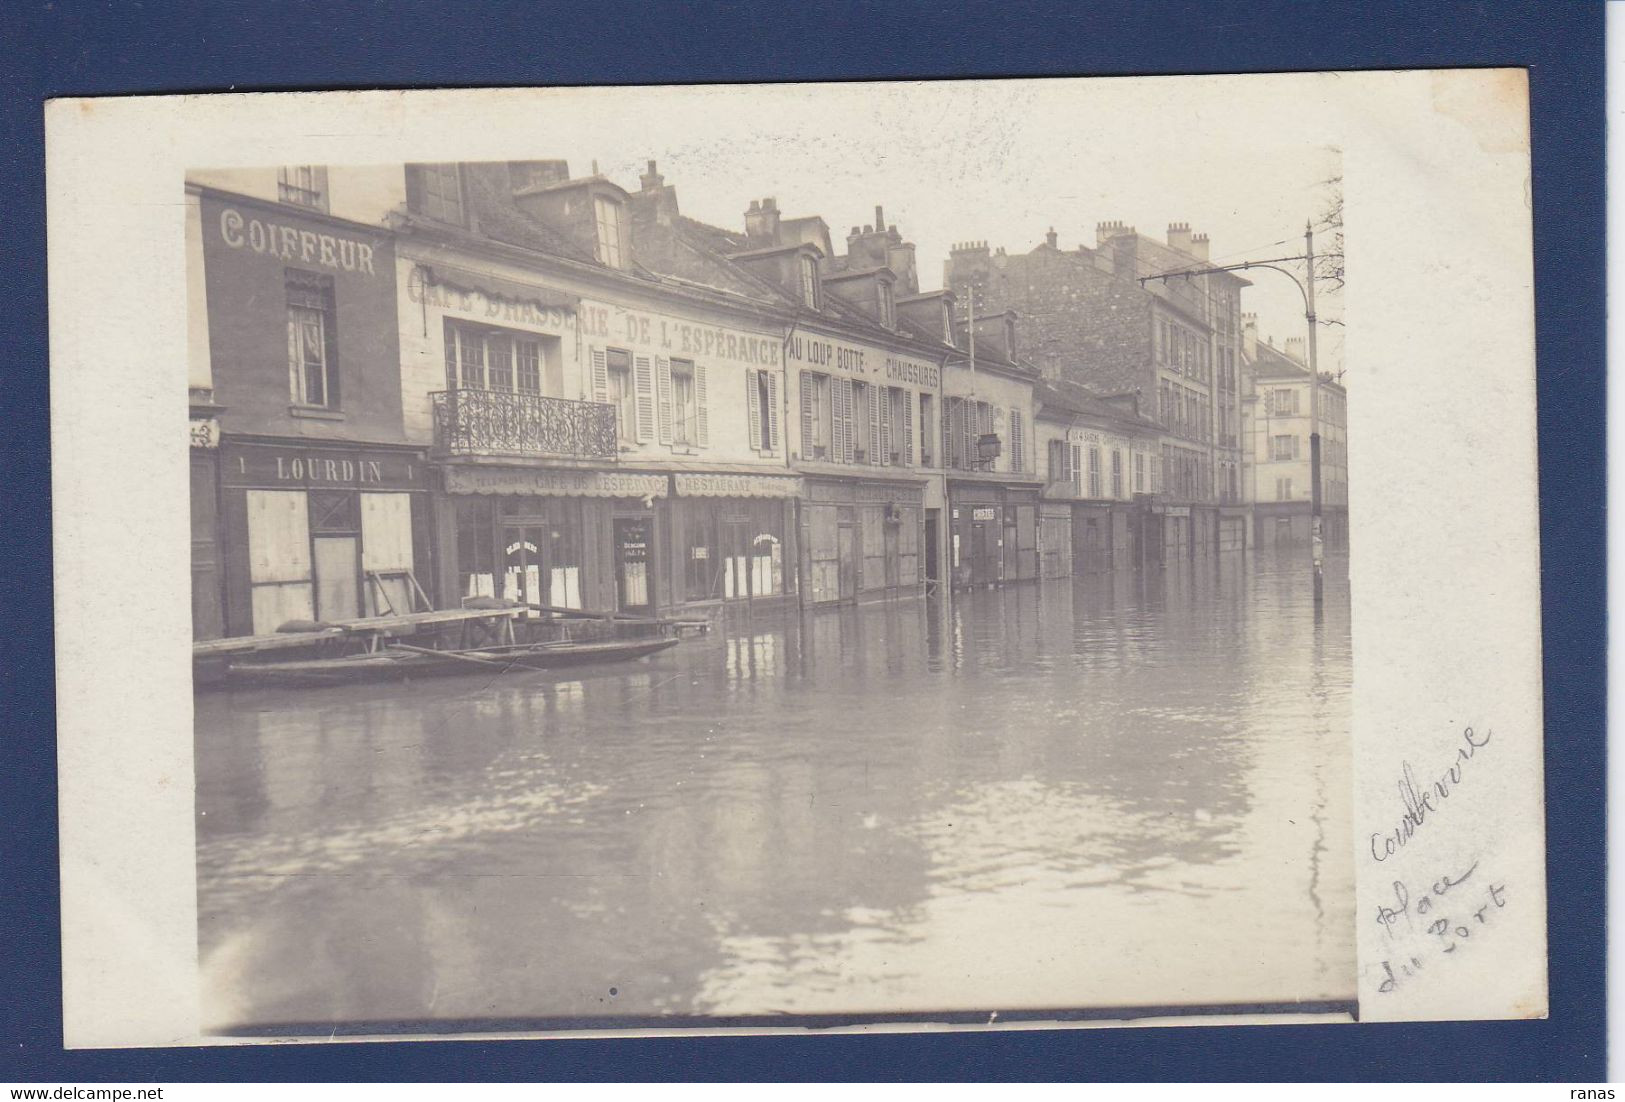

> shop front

[
  {"left": 1161, "top": 504, "right": 1193, "bottom": 562},
  {"left": 947, "top": 482, "right": 1039, "bottom": 589},
  {"left": 667, "top": 472, "right": 801, "bottom": 609},
  {"left": 800, "top": 476, "right": 927, "bottom": 605},
  {"left": 439, "top": 464, "right": 668, "bottom": 616},
  {"left": 1218, "top": 505, "right": 1249, "bottom": 552},
  {"left": 1038, "top": 501, "right": 1073, "bottom": 579},
  {"left": 1071, "top": 502, "right": 1114, "bottom": 575},
  {"left": 219, "top": 438, "right": 431, "bottom": 635}
]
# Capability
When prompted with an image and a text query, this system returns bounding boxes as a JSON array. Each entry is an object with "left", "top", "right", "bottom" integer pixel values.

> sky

[{"left": 497, "top": 76, "right": 1345, "bottom": 375}]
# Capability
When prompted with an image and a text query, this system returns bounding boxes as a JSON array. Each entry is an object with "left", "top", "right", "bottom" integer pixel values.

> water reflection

[{"left": 196, "top": 549, "right": 1353, "bottom": 1030}]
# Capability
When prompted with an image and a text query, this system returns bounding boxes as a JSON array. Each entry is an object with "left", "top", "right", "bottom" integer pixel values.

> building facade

[
  {"left": 943, "top": 223, "right": 1250, "bottom": 562},
  {"left": 1239, "top": 315, "right": 1350, "bottom": 551}
]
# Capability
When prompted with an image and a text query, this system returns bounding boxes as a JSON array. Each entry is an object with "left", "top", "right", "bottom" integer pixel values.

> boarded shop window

[
  {"left": 245, "top": 489, "right": 314, "bottom": 633},
  {"left": 286, "top": 271, "right": 337, "bottom": 408},
  {"left": 277, "top": 165, "right": 328, "bottom": 212},
  {"left": 360, "top": 493, "right": 416, "bottom": 615},
  {"left": 407, "top": 164, "right": 465, "bottom": 225},
  {"left": 455, "top": 497, "right": 497, "bottom": 600}
]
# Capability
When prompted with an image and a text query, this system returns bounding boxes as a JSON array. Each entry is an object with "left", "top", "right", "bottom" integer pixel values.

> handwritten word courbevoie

[{"left": 1369, "top": 726, "right": 1492, "bottom": 862}]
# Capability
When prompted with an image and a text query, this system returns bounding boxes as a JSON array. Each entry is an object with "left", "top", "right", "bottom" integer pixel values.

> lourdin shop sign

[{"left": 222, "top": 443, "right": 425, "bottom": 491}]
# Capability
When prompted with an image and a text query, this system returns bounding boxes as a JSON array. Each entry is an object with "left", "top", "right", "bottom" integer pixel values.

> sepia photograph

[{"left": 46, "top": 71, "right": 1547, "bottom": 1049}]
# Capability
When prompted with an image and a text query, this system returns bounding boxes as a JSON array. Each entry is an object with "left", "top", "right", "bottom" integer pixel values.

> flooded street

[{"left": 195, "top": 549, "right": 1354, "bottom": 1032}]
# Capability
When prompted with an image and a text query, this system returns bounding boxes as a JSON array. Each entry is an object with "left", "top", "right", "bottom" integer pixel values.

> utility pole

[{"left": 1305, "top": 221, "right": 1324, "bottom": 606}]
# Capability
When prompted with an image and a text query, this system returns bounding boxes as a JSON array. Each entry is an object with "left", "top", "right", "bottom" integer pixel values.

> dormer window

[
  {"left": 278, "top": 166, "right": 327, "bottom": 212},
  {"left": 593, "top": 195, "right": 624, "bottom": 268},
  {"left": 878, "top": 280, "right": 895, "bottom": 328},
  {"left": 800, "top": 253, "right": 821, "bottom": 309},
  {"left": 1004, "top": 315, "right": 1017, "bottom": 358},
  {"left": 406, "top": 164, "right": 465, "bottom": 225}
]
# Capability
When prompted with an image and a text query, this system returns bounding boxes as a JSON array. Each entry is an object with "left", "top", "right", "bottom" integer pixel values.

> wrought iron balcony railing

[{"left": 432, "top": 388, "right": 619, "bottom": 460}]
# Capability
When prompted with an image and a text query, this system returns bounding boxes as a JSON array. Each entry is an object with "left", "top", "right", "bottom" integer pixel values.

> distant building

[
  {"left": 943, "top": 222, "right": 1249, "bottom": 562},
  {"left": 1239, "top": 314, "right": 1349, "bottom": 550}
]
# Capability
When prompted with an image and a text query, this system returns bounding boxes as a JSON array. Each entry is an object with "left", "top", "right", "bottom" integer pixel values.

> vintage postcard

[{"left": 45, "top": 71, "right": 1544, "bottom": 1047}]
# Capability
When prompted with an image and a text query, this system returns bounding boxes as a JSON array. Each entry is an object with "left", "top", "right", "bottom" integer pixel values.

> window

[
  {"left": 1088, "top": 446, "right": 1103, "bottom": 498},
  {"left": 878, "top": 280, "right": 895, "bottom": 328},
  {"left": 1111, "top": 449, "right": 1123, "bottom": 498},
  {"left": 407, "top": 164, "right": 464, "bottom": 225},
  {"left": 671, "top": 358, "right": 697, "bottom": 445},
  {"left": 919, "top": 393, "right": 935, "bottom": 465},
  {"left": 1276, "top": 477, "right": 1294, "bottom": 501},
  {"left": 594, "top": 195, "right": 624, "bottom": 268},
  {"left": 801, "top": 371, "right": 831, "bottom": 459},
  {"left": 443, "top": 322, "right": 544, "bottom": 393},
  {"left": 887, "top": 387, "right": 912, "bottom": 465},
  {"left": 942, "top": 301, "right": 954, "bottom": 342},
  {"left": 1272, "top": 434, "right": 1299, "bottom": 461},
  {"left": 800, "top": 254, "right": 821, "bottom": 309},
  {"left": 607, "top": 348, "right": 634, "bottom": 443},
  {"left": 750, "top": 369, "right": 776, "bottom": 451},
  {"left": 286, "top": 270, "right": 336, "bottom": 407},
  {"left": 1048, "top": 439, "right": 1069, "bottom": 484},
  {"left": 852, "top": 381, "right": 872, "bottom": 461},
  {"left": 1134, "top": 452, "right": 1145, "bottom": 494},
  {"left": 278, "top": 166, "right": 327, "bottom": 211},
  {"left": 1008, "top": 410, "right": 1024, "bottom": 473},
  {"left": 1273, "top": 388, "right": 1299, "bottom": 415}
]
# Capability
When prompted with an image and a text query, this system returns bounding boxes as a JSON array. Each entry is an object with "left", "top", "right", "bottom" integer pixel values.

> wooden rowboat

[{"left": 218, "top": 636, "right": 680, "bottom": 690}]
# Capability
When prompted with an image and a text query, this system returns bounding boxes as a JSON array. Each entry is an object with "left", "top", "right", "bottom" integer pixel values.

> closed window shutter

[
  {"left": 766, "top": 371, "right": 780, "bottom": 453},
  {"left": 695, "top": 362, "right": 708, "bottom": 447},
  {"left": 633, "top": 355, "right": 655, "bottom": 443},
  {"left": 656, "top": 356, "right": 674, "bottom": 444},
  {"left": 902, "top": 391, "right": 913, "bottom": 466},
  {"left": 800, "top": 371, "right": 816, "bottom": 456},
  {"left": 868, "top": 384, "right": 882, "bottom": 465},
  {"left": 746, "top": 369, "right": 762, "bottom": 452},
  {"left": 1010, "top": 411, "right": 1023, "bottom": 473},
  {"left": 947, "top": 399, "right": 962, "bottom": 468},
  {"left": 591, "top": 348, "right": 609, "bottom": 404},
  {"left": 1071, "top": 444, "right": 1082, "bottom": 495},
  {"left": 833, "top": 378, "right": 852, "bottom": 463}
]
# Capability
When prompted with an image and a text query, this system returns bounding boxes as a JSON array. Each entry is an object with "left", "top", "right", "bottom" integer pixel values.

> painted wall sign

[
  {"left": 221, "top": 442, "right": 426, "bottom": 491},
  {"left": 785, "top": 333, "right": 940, "bottom": 388},
  {"left": 578, "top": 300, "right": 781, "bottom": 367},
  {"left": 971, "top": 507, "right": 998, "bottom": 521},
  {"left": 218, "top": 207, "right": 377, "bottom": 275},
  {"left": 674, "top": 472, "right": 804, "bottom": 499},
  {"left": 407, "top": 273, "right": 573, "bottom": 331},
  {"left": 443, "top": 466, "right": 668, "bottom": 499}
]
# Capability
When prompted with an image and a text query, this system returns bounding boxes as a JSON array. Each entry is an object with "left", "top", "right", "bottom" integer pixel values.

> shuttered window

[
  {"left": 747, "top": 368, "right": 780, "bottom": 454},
  {"left": 407, "top": 164, "right": 465, "bottom": 225},
  {"left": 1008, "top": 410, "right": 1025, "bottom": 473}
]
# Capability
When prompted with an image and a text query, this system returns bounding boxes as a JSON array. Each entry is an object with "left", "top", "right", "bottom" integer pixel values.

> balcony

[{"left": 432, "top": 388, "right": 618, "bottom": 460}]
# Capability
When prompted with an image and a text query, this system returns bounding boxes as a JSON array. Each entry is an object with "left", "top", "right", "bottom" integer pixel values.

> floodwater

[{"left": 195, "top": 549, "right": 1354, "bottom": 1032}]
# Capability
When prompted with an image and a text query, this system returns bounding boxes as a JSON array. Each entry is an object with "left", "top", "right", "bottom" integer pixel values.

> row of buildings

[{"left": 186, "top": 159, "right": 1347, "bottom": 638}]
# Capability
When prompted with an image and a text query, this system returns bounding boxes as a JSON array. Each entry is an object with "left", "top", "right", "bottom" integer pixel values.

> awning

[
  {"left": 417, "top": 263, "right": 579, "bottom": 312},
  {"left": 443, "top": 465, "right": 667, "bottom": 499}
]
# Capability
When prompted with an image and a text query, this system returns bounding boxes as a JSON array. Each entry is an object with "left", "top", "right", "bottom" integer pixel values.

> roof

[
  {"left": 1245, "top": 340, "right": 1347, "bottom": 391},
  {"left": 1034, "top": 377, "right": 1159, "bottom": 430}
]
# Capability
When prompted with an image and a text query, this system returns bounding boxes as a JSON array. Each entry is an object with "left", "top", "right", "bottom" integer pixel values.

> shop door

[
  {"left": 313, "top": 536, "right": 360, "bottom": 621},
  {"left": 614, "top": 517, "right": 653, "bottom": 614},
  {"left": 837, "top": 506, "right": 858, "bottom": 601},
  {"left": 503, "top": 525, "right": 547, "bottom": 610}
]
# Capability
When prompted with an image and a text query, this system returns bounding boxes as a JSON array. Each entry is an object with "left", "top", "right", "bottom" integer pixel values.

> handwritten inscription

[
  {"left": 1374, "top": 869, "right": 1509, "bottom": 994},
  {"left": 1370, "top": 726, "right": 1492, "bottom": 862}
]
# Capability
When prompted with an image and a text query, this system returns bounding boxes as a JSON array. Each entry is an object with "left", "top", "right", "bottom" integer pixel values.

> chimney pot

[
  {"left": 874, "top": 205, "right": 885, "bottom": 230},
  {"left": 749, "top": 199, "right": 761, "bottom": 212}
]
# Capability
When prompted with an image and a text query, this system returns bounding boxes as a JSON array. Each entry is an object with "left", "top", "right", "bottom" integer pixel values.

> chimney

[
  {"left": 1095, "top": 220, "right": 1134, "bottom": 247},
  {"left": 1045, "top": 227, "right": 1058, "bottom": 248},
  {"left": 1242, "top": 312, "right": 1258, "bottom": 361},
  {"left": 744, "top": 196, "right": 780, "bottom": 244},
  {"left": 509, "top": 160, "right": 571, "bottom": 191},
  {"left": 1167, "top": 221, "right": 1192, "bottom": 254},
  {"left": 1284, "top": 336, "right": 1307, "bottom": 365},
  {"left": 636, "top": 158, "right": 680, "bottom": 225},
  {"left": 1190, "top": 232, "right": 1210, "bottom": 260}
]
